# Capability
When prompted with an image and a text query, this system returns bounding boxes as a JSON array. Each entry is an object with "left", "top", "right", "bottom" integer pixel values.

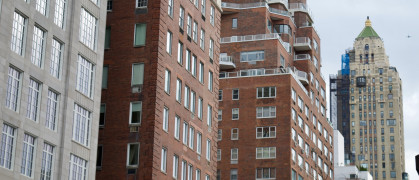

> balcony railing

[
  {"left": 221, "top": 2, "right": 266, "bottom": 9},
  {"left": 220, "top": 67, "right": 308, "bottom": 95},
  {"left": 294, "top": 37, "right": 312, "bottom": 51},
  {"left": 267, "top": 0, "right": 289, "bottom": 9},
  {"left": 295, "top": 37, "right": 311, "bottom": 44},
  {"left": 220, "top": 56, "right": 233, "bottom": 63},
  {"left": 220, "top": 33, "right": 290, "bottom": 53},
  {"left": 220, "top": 56, "right": 236, "bottom": 70},
  {"left": 294, "top": 54, "right": 311, "bottom": 61},
  {"left": 269, "top": 7, "right": 291, "bottom": 16}
]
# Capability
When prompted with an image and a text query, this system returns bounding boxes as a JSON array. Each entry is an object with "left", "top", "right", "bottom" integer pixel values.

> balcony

[
  {"left": 294, "top": 37, "right": 311, "bottom": 51},
  {"left": 268, "top": 7, "right": 291, "bottom": 17},
  {"left": 267, "top": 0, "right": 289, "bottom": 9},
  {"left": 220, "top": 33, "right": 291, "bottom": 53},
  {"left": 220, "top": 56, "right": 236, "bottom": 70},
  {"left": 294, "top": 54, "right": 311, "bottom": 61},
  {"left": 289, "top": 3, "right": 314, "bottom": 21},
  {"left": 221, "top": 2, "right": 266, "bottom": 14}
]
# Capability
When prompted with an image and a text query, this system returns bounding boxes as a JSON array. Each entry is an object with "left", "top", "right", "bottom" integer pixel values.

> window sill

[
  {"left": 126, "top": 165, "right": 138, "bottom": 169},
  {"left": 129, "top": 123, "right": 141, "bottom": 127}
]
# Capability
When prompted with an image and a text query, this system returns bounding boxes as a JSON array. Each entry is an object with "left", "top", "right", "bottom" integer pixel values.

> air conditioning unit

[
  {"left": 132, "top": 85, "right": 143, "bottom": 93},
  {"left": 130, "top": 126, "right": 139, "bottom": 132}
]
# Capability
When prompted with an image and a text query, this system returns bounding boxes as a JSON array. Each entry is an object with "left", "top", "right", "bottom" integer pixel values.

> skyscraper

[
  {"left": 0, "top": 0, "right": 106, "bottom": 179},
  {"left": 217, "top": 0, "right": 334, "bottom": 179},
  {"left": 96, "top": 0, "right": 222, "bottom": 179},
  {"left": 331, "top": 17, "right": 406, "bottom": 179}
]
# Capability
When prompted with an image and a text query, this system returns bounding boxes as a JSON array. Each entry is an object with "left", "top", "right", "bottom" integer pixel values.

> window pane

[
  {"left": 132, "top": 64, "right": 144, "bottom": 85},
  {"left": 134, "top": 24, "right": 146, "bottom": 46}
]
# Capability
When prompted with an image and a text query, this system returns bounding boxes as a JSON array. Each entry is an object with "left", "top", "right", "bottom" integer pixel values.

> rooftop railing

[
  {"left": 220, "top": 67, "right": 308, "bottom": 95},
  {"left": 221, "top": 2, "right": 266, "bottom": 9},
  {"left": 220, "top": 33, "right": 291, "bottom": 53}
]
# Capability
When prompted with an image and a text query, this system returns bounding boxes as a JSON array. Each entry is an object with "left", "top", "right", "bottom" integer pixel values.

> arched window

[{"left": 365, "top": 44, "right": 369, "bottom": 51}]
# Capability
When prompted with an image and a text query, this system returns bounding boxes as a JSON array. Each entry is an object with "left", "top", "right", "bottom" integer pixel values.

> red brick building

[
  {"left": 96, "top": 0, "right": 222, "bottom": 179},
  {"left": 217, "top": 0, "right": 334, "bottom": 179}
]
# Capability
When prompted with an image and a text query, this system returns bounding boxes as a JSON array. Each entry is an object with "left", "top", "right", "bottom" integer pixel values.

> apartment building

[
  {"left": 217, "top": 0, "right": 334, "bottom": 179},
  {"left": 331, "top": 18, "right": 406, "bottom": 179},
  {"left": 0, "top": 0, "right": 106, "bottom": 179},
  {"left": 96, "top": 0, "right": 222, "bottom": 179}
]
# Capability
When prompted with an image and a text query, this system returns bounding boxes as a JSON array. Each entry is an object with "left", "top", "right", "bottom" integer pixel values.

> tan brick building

[
  {"left": 346, "top": 18, "right": 406, "bottom": 179},
  {"left": 217, "top": 0, "right": 334, "bottom": 179},
  {"left": 96, "top": 0, "right": 222, "bottom": 179}
]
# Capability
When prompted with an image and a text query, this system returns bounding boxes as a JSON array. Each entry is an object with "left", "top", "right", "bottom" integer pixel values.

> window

[
  {"left": 21, "top": 134, "right": 36, "bottom": 177},
  {"left": 257, "top": 87, "right": 276, "bottom": 98},
  {"left": 161, "top": 148, "right": 167, "bottom": 172},
  {"left": 256, "top": 168, "right": 276, "bottom": 179},
  {"left": 179, "top": 6, "right": 184, "bottom": 29},
  {"left": 231, "top": 149, "right": 238, "bottom": 163},
  {"left": 206, "top": 139, "right": 211, "bottom": 161},
  {"left": 191, "top": 91, "right": 196, "bottom": 113},
  {"left": 219, "top": 90, "right": 223, "bottom": 101},
  {"left": 168, "top": 0, "right": 173, "bottom": 17},
  {"left": 166, "top": 31, "right": 173, "bottom": 54},
  {"left": 187, "top": 15, "right": 192, "bottom": 36},
  {"left": 197, "top": 132, "right": 202, "bottom": 154},
  {"left": 172, "top": 155, "right": 179, "bottom": 178},
  {"left": 232, "top": 18, "right": 237, "bottom": 29},
  {"left": 184, "top": 86, "right": 190, "bottom": 109},
  {"left": 96, "top": 145, "right": 103, "bottom": 169},
  {"left": 73, "top": 104, "right": 91, "bottom": 146},
  {"left": 130, "top": 102, "right": 142, "bottom": 125},
  {"left": 102, "top": 66, "right": 108, "bottom": 88},
  {"left": 185, "top": 49, "right": 191, "bottom": 71},
  {"left": 127, "top": 143, "right": 139, "bottom": 166},
  {"left": 107, "top": 0, "right": 112, "bottom": 11},
  {"left": 26, "top": 79, "right": 41, "bottom": 121},
  {"left": 176, "top": 79, "right": 182, "bottom": 102},
  {"left": 76, "top": 56, "right": 94, "bottom": 97},
  {"left": 0, "top": 124, "right": 16, "bottom": 169},
  {"left": 191, "top": 55, "right": 197, "bottom": 76},
  {"left": 198, "top": 97, "right": 203, "bottom": 119},
  {"left": 196, "top": 169, "right": 201, "bottom": 180},
  {"left": 189, "top": 126, "right": 195, "bottom": 149},
  {"left": 69, "top": 155, "right": 88, "bottom": 180},
  {"left": 232, "top": 89, "right": 239, "bottom": 100},
  {"left": 134, "top": 24, "right": 146, "bottom": 46},
  {"left": 178, "top": 41, "right": 183, "bottom": 64},
  {"left": 291, "top": 88, "right": 296, "bottom": 102},
  {"left": 209, "top": 38, "right": 214, "bottom": 60},
  {"left": 50, "top": 39, "right": 63, "bottom": 78},
  {"left": 183, "top": 122, "right": 188, "bottom": 145},
  {"left": 80, "top": 8, "right": 97, "bottom": 50},
  {"left": 174, "top": 116, "right": 180, "bottom": 139},
  {"left": 6, "top": 67, "right": 22, "bottom": 111},
  {"left": 256, "top": 126, "right": 276, "bottom": 139},
  {"left": 188, "top": 164, "right": 193, "bottom": 180},
  {"left": 164, "top": 69, "right": 171, "bottom": 93},
  {"left": 199, "top": 62, "right": 204, "bottom": 83},
  {"left": 231, "top": 128, "right": 239, "bottom": 140},
  {"left": 210, "top": 6, "right": 215, "bottom": 26},
  {"left": 201, "top": 0, "right": 206, "bottom": 16},
  {"left": 200, "top": 29, "right": 205, "bottom": 50},
  {"left": 256, "top": 106, "right": 276, "bottom": 118},
  {"left": 31, "top": 26, "right": 46, "bottom": 67},
  {"left": 41, "top": 143, "right": 54, "bottom": 180},
  {"left": 240, "top": 51, "right": 264, "bottom": 62},
  {"left": 208, "top": 71, "right": 213, "bottom": 91},
  {"left": 207, "top": 105, "right": 212, "bottom": 128},
  {"left": 256, "top": 147, "right": 276, "bottom": 159},
  {"left": 217, "top": 149, "right": 221, "bottom": 161},
  {"left": 181, "top": 160, "right": 186, "bottom": 180},
  {"left": 163, "top": 107, "right": 169, "bottom": 132},
  {"left": 193, "top": 21, "right": 198, "bottom": 42},
  {"left": 46, "top": 90, "right": 59, "bottom": 130},
  {"left": 390, "top": 171, "right": 396, "bottom": 178},
  {"left": 35, "top": 0, "right": 48, "bottom": 15},
  {"left": 54, "top": 0, "right": 66, "bottom": 28},
  {"left": 11, "top": 12, "right": 27, "bottom": 55},
  {"left": 218, "top": 110, "right": 222, "bottom": 121},
  {"left": 298, "top": 96, "right": 304, "bottom": 110},
  {"left": 232, "top": 108, "right": 239, "bottom": 120}
]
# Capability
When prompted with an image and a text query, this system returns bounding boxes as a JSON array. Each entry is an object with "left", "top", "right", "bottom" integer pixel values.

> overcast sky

[{"left": 309, "top": 0, "right": 419, "bottom": 178}]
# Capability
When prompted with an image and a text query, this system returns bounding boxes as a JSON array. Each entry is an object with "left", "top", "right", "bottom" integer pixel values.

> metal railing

[
  {"left": 267, "top": 0, "right": 289, "bottom": 9},
  {"left": 220, "top": 67, "right": 308, "bottom": 95},
  {"left": 294, "top": 54, "right": 311, "bottom": 61},
  {"left": 269, "top": 7, "right": 291, "bottom": 16},
  {"left": 289, "top": 3, "right": 314, "bottom": 20},
  {"left": 221, "top": 2, "right": 266, "bottom": 9},
  {"left": 220, "top": 56, "right": 233, "bottom": 63},
  {"left": 220, "top": 33, "right": 290, "bottom": 53},
  {"left": 295, "top": 37, "right": 311, "bottom": 45}
]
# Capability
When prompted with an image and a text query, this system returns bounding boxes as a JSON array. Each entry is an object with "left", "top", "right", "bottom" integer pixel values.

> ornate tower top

[{"left": 357, "top": 16, "right": 379, "bottom": 39}]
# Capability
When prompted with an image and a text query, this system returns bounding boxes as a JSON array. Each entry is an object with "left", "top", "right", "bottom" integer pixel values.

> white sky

[{"left": 309, "top": 0, "right": 419, "bottom": 178}]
